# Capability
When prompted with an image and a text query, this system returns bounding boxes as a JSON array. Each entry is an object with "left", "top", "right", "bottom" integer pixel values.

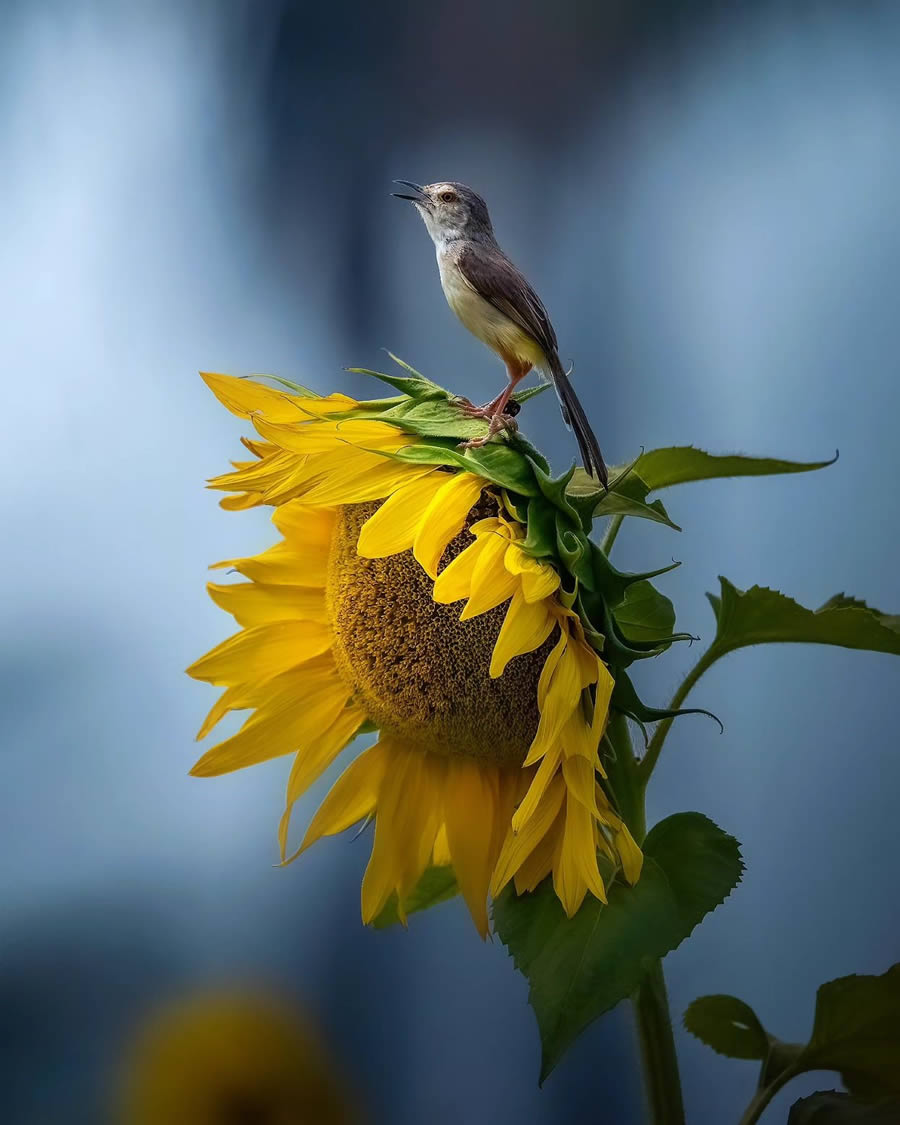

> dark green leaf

[
  {"left": 789, "top": 1093, "right": 900, "bottom": 1124},
  {"left": 345, "top": 366, "right": 446, "bottom": 400},
  {"left": 371, "top": 865, "right": 458, "bottom": 929},
  {"left": 683, "top": 994, "right": 769, "bottom": 1059},
  {"left": 632, "top": 446, "right": 838, "bottom": 492},
  {"left": 708, "top": 579, "right": 900, "bottom": 660},
  {"left": 614, "top": 581, "right": 678, "bottom": 644},
  {"left": 376, "top": 396, "right": 492, "bottom": 439},
  {"left": 801, "top": 966, "right": 900, "bottom": 1096},
  {"left": 494, "top": 812, "right": 743, "bottom": 1081}
]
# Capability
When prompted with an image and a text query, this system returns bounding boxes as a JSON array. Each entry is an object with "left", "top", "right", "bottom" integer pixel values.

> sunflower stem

[
  {"left": 604, "top": 713, "right": 646, "bottom": 843},
  {"left": 632, "top": 961, "right": 686, "bottom": 1125},
  {"left": 638, "top": 646, "right": 717, "bottom": 786}
]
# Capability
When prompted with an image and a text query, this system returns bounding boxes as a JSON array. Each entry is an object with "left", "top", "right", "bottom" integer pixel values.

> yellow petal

[
  {"left": 511, "top": 743, "right": 562, "bottom": 832},
  {"left": 513, "top": 820, "right": 560, "bottom": 895},
  {"left": 206, "top": 582, "right": 329, "bottom": 627},
  {"left": 431, "top": 536, "right": 487, "bottom": 605},
  {"left": 195, "top": 678, "right": 278, "bottom": 741},
  {"left": 561, "top": 752, "right": 601, "bottom": 819},
  {"left": 504, "top": 544, "right": 560, "bottom": 603},
  {"left": 186, "top": 620, "right": 333, "bottom": 686},
  {"left": 459, "top": 530, "right": 518, "bottom": 619},
  {"left": 269, "top": 446, "right": 431, "bottom": 507},
  {"left": 210, "top": 542, "right": 321, "bottom": 587},
  {"left": 190, "top": 662, "right": 348, "bottom": 776},
  {"left": 296, "top": 738, "right": 391, "bottom": 855},
  {"left": 252, "top": 415, "right": 409, "bottom": 456},
  {"left": 524, "top": 640, "right": 585, "bottom": 766},
  {"left": 442, "top": 758, "right": 497, "bottom": 938},
  {"left": 615, "top": 822, "right": 644, "bottom": 885},
  {"left": 489, "top": 590, "right": 557, "bottom": 678},
  {"left": 356, "top": 473, "right": 445, "bottom": 558},
  {"left": 553, "top": 792, "right": 608, "bottom": 917},
  {"left": 360, "top": 743, "right": 420, "bottom": 923},
  {"left": 432, "top": 824, "right": 452, "bottom": 866},
  {"left": 412, "top": 472, "right": 486, "bottom": 580},
  {"left": 200, "top": 372, "right": 332, "bottom": 423},
  {"left": 278, "top": 703, "right": 368, "bottom": 859},
  {"left": 491, "top": 773, "right": 566, "bottom": 896}
]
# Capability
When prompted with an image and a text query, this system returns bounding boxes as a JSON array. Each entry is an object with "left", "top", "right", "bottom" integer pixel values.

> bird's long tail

[{"left": 548, "top": 354, "right": 608, "bottom": 488}]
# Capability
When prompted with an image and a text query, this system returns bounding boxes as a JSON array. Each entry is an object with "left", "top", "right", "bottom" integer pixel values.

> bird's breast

[{"left": 436, "top": 250, "right": 544, "bottom": 368}]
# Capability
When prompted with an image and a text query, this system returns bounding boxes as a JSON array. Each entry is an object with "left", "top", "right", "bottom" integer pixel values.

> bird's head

[{"left": 392, "top": 181, "right": 494, "bottom": 245}]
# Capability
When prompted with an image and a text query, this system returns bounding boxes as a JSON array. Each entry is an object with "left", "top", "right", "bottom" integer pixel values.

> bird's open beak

[{"left": 391, "top": 179, "right": 428, "bottom": 203}]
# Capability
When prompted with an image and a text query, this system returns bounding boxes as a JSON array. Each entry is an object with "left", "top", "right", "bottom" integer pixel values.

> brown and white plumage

[{"left": 393, "top": 179, "right": 608, "bottom": 486}]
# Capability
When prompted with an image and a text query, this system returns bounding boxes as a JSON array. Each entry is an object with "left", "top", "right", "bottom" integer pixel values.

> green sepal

[
  {"left": 370, "top": 865, "right": 459, "bottom": 929},
  {"left": 530, "top": 459, "right": 584, "bottom": 528},
  {"left": 521, "top": 498, "right": 560, "bottom": 560},
  {"left": 345, "top": 363, "right": 446, "bottom": 401},
  {"left": 555, "top": 511, "right": 595, "bottom": 591},
  {"left": 494, "top": 812, "right": 743, "bottom": 1082},
  {"left": 512, "top": 381, "right": 552, "bottom": 404},
  {"left": 593, "top": 471, "right": 681, "bottom": 531},
  {"left": 590, "top": 543, "right": 682, "bottom": 606},
  {"left": 500, "top": 490, "right": 530, "bottom": 524},
  {"left": 610, "top": 668, "right": 722, "bottom": 743},
  {"left": 373, "top": 436, "right": 540, "bottom": 496},
  {"left": 254, "top": 374, "right": 319, "bottom": 397}
]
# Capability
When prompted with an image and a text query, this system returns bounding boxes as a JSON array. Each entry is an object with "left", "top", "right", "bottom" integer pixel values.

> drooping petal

[
  {"left": 489, "top": 590, "right": 557, "bottom": 678},
  {"left": 504, "top": 544, "right": 560, "bottom": 603},
  {"left": 511, "top": 743, "right": 563, "bottom": 833},
  {"left": 552, "top": 791, "right": 608, "bottom": 917},
  {"left": 297, "top": 739, "right": 391, "bottom": 854},
  {"left": 459, "top": 530, "right": 518, "bottom": 619},
  {"left": 412, "top": 473, "right": 486, "bottom": 579},
  {"left": 491, "top": 773, "right": 566, "bottom": 896},
  {"left": 356, "top": 473, "right": 445, "bottom": 557},
  {"left": 189, "top": 661, "right": 347, "bottom": 776},
  {"left": 200, "top": 372, "right": 355, "bottom": 423},
  {"left": 277, "top": 703, "right": 368, "bottom": 858},
  {"left": 431, "top": 536, "right": 487, "bottom": 604},
  {"left": 442, "top": 757, "right": 498, "bottom": 938}
]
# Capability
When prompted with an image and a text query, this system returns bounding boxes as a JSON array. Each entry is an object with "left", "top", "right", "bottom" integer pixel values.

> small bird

[{"left": 392, "top": 179, "right": 607, "bottom": 486}]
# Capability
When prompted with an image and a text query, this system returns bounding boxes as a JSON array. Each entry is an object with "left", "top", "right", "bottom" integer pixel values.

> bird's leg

[{"left": 458, "top": 362, "right": 529, "bottom": 448}]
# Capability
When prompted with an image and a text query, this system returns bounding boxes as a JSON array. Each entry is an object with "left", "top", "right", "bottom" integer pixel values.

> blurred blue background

[{"left": 1, "top": 0, "right": 898, "bottom": 1121}]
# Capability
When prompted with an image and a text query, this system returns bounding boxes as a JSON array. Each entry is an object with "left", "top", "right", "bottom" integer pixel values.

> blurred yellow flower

[
  {"left": 188, "top": 374, "right": 642, "bottom": 935},
  {"left": 116, "top": 989, "right": 358, "bottom": 1125}
]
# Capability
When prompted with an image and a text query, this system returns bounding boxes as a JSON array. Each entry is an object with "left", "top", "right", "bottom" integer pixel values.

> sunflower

[
  {"left": 116, "top": 988, "right": 357, "bottom": 1125},
  {"left": 188, "top": 373, "right": 642, "bottom": 936}
]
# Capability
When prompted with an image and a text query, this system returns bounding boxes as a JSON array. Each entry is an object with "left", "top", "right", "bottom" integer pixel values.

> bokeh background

[{"left": 2, "top": 0, "right": 898, "bottom": 1121}]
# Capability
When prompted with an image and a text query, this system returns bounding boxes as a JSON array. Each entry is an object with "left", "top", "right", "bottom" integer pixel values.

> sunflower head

[
  {"left": 116, "top": 989, "right": 357, "bottom": 1125},
  {"left": 188, "top": 361, "right": 681, "bottom": 935}
]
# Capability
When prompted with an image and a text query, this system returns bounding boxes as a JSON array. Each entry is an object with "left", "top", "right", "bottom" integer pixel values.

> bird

[{"left": 392, "top": 179, "right": 607, "bottom": 486}]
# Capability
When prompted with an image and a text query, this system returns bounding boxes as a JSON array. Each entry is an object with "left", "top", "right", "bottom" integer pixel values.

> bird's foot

[
  {"left": 455, "top": 396, "right": 522, "bottom": 420},
  {"left": 458, "top": 411, "right": 518, "bottom": 449}
]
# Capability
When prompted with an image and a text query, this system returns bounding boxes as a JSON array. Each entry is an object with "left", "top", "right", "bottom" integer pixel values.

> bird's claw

[{"left": 458, "top": 412, "right": 518, "bottom": 449}]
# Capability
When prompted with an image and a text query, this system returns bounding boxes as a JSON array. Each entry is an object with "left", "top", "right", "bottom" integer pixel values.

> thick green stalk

[
  {"left": 633, "top": 962, "right": 687, "bottom": 1125},
  {"left": 606, "top": 715, "right": 685, "bottom": 1123}
]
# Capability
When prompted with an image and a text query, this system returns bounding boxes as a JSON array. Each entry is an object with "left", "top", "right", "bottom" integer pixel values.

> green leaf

[
  {"left": 512, "top": 381, "right": 551, "bottom": 404},
  {"left": 708, "top": 578, "right": 900, "bottom": 660},
  {"left": 376, "top": 396, "right": 492, "bottom": 440},
  {"left": 371, "top": 865, "right": 458, "bottom": 929},
  {"left": 593, "top": 472, "right": 681, "bottom": 531},
  {"left": 801, "top": 966, "right": 900, "bottom": 1097},
  {"left": 683, "top": 994, "right": 770, "bottom": 1060},
  {"left": 789, "top": 1093, "right": 900, "bottom": 1124},
  {"left": 494, "top": 812, "right": 743, "bottom": 1081},
  {"left": 614, "top": 581, "right": 678, "bottom": 644},
  {"left": 632, "top": 446, "right": 838, "bottom": 492}
]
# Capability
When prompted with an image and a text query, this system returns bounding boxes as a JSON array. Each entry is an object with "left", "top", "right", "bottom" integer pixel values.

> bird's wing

[{"left": 456, "top": 244, "right": 559, "bottom": 357}]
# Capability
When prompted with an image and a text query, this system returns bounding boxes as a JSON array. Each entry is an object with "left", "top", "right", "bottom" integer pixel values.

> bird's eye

[{"left": 440, "top": 190, "right": 457, "bottom": 203}]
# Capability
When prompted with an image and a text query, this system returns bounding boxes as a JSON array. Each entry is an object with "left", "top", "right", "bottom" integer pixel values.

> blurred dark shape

[{"left": 115, "top": 987, "right": 359, "bottom": 1125}]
